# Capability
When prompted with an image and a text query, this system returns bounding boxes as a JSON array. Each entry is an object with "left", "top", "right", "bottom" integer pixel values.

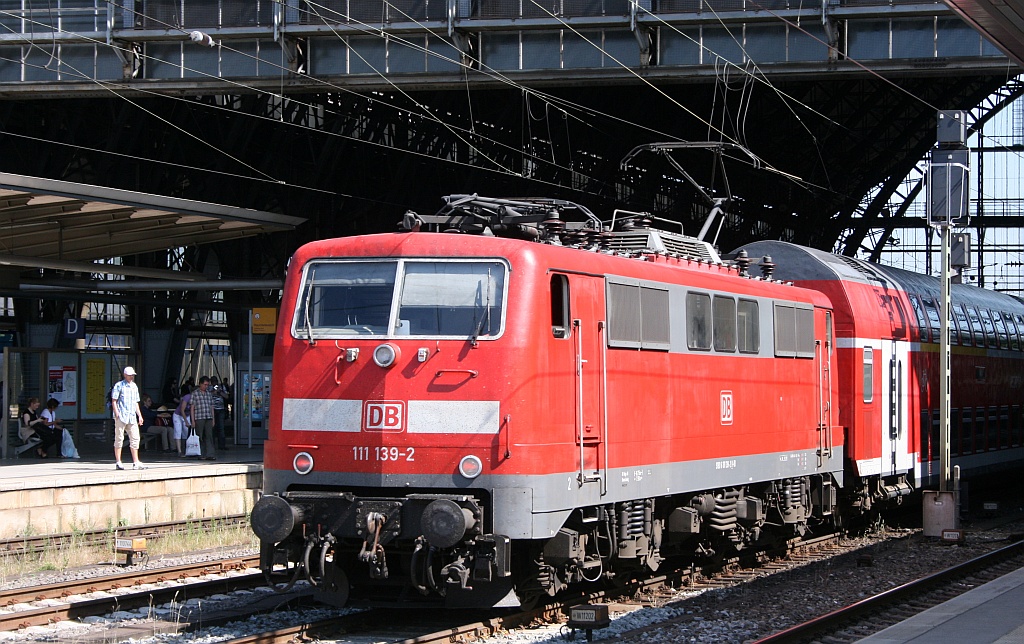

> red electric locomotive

[
  {"left": 250, "top": 196, "right": 1022, "bottom": 609},
  {"left": 252, "top": 196, "right": 845, "bottom": 608}
]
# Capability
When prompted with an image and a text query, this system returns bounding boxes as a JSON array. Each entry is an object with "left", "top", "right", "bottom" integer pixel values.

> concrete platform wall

[{"left": 0, "top": 464, "right": 262, "bottom": 539}]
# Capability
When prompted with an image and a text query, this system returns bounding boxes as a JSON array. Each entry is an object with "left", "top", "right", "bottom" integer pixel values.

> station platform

[
  {"left": 0, "top": 439, "right": 264, "bottom": 540},
  {"left": 859, "top": 565, "right": 1024, "bottom": 643}
]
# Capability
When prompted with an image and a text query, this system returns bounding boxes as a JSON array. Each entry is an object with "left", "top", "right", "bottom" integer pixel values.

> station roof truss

[{"left": 0, "top": 172, "right": 305, "bottom": 277}]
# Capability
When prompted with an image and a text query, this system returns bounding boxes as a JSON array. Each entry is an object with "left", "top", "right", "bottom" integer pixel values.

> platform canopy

[
  {"left": 0, "top": 172, "right": 304, "bottom": 279},
  {"left": 943, "top": 0, "right": 1024, "bottom": 68}
]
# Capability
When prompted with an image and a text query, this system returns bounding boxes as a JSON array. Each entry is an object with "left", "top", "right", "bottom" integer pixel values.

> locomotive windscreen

[{"left": 293, "top": 259, "right": 507, "bottom": 339}]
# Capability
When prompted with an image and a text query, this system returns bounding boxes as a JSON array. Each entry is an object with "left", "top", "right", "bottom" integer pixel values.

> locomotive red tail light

[
  {"left": 373, "top": 343, "right": 400, "bottom": 367},
  {"left": 293, "top": 452, "right": 314, "bottom": 475},
  {"left": 459, "top": 454, "right": 483, "bottom": 479}
]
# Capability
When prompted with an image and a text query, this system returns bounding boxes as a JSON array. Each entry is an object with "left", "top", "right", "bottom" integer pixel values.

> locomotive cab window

[
  {"left": 294, "top": 261, "right": 397, "bottom": 338},
  {"left": 293, "top": 259, "right": 507, "bottom": 340}
]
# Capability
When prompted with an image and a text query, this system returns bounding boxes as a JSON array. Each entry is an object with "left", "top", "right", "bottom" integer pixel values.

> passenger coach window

[
  {"left": 551, "top": 274, "right": 569, "bottom": 339},
  {"left": 713, "top": 296, "right": 737, "bottom": 352},
  {"left": 923, "top": 298, "right": 941, "bottom": 344},
  {"left": 686, "top": 292, "right": 712, "bottom": 351},
  {"left": 965, "top": 306, "right": 985, "bottom": 346},
  {"left": 953, "top": 306, "right": 970, "bottom": 346},
  {"left": 909, "top": 295, "right": 927, "bottom": 342},
  {"left": 992, "top": 310, "right": 1009, "bottom": 349},
  {"left": 1004, "top": 312, "right": 1021, "bottom": 351},
  {"left": 980, "top": 309, "right": 997, "bottom": 348},
  {"left": 863, "top": 347, "right": 873, "bottom": 403},
  {"left": 737, "top": 299, "right": 760, "bottom": 353}
]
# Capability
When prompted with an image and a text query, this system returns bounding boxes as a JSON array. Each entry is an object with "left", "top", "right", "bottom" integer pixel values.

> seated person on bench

[{"left": 20, "top": 397, "right": 59, "bottom": 458}]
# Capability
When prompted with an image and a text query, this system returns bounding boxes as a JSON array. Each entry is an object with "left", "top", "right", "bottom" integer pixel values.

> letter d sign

[{"left": 64, "top": 318, "right": 86, "bottom": 339}]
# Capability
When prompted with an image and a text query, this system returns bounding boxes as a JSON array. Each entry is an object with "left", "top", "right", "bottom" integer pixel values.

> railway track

[
  {"left": 0, "top": 555, "right": 263, "bottom": 631},
  {"left": 753, "top": 538, "right": 1024, "bottom": 643},
  {"left": 214, "top": 531, "right": 856, "bottom": 644},
  {"left": 0, "top": 514, "right": 250, "bottom": 557}
]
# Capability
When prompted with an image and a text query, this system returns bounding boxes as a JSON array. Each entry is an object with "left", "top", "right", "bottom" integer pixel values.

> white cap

[{"left": 123, "top": 366, "right": 137, "bottom": 376}]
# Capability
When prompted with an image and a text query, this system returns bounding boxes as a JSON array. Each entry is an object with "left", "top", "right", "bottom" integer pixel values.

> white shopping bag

[
  {"left": 61, "top": 428, "right": 80, "bottom": 459},
  {"left": 185, "top": 429, "right": 201, "bottom": 457}
]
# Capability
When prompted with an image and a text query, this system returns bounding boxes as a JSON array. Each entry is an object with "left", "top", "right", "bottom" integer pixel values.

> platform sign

[{"left": 252, "top": 308, "right": 278, "bottom": 334}]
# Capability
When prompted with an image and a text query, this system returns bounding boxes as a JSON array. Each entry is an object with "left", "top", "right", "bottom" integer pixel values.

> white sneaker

[
  {"left": 115, "top": 462, "right": 125, "bottom": 470},
  {"left": 133, "top": 462, "right": 146, "bottom": 470}
]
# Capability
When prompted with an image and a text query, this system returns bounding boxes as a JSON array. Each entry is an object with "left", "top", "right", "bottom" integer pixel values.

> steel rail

[
  {"left": 753, "top": 538, "right": 1024, "bottom": 643},
  {"left": 0, "top": 514, "right": 250, "bottom": 557},
  {"left": 0, "top": 556, "right": 262, "bottom": 631}
]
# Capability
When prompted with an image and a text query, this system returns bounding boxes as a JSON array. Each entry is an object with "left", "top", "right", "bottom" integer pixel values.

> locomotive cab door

[{"left": 552, "top": 271, "right": 607, "bottom": 493}]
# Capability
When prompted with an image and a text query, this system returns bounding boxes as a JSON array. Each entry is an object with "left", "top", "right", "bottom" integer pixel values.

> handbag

[
  {"left": 61, "top": 428, "right": 80, "bottom": 459},
  {"left": 185, "top": 429, "right": 201, "bottom": 457}
]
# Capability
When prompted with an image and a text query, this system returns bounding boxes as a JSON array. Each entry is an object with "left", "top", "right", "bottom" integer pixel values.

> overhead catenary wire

[{"left": 0, "top": 4, "right": 619, "bottom": 196}]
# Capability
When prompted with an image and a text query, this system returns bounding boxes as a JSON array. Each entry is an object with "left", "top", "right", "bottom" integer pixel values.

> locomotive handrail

[{"left": 435, "top": 369, "right": 478, "bottom": 378}]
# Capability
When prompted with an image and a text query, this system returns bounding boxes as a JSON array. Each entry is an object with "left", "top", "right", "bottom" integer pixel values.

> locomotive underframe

[{"left": 253, "top": 471, "right": 849, "bottom": 608}]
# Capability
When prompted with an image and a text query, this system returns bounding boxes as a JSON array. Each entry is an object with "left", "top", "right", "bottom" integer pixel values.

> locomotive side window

[
  {"left": 737, "top": 299, "right": 760, "bottom": 353},
  {"left": 398, "top": 262, "right": 505, "bottom": 337},
  {"left": 773, "top": 303, "right": 814, "bottom": 358},
  {"left": 606, "top": 280, "right": 669, "bottom": 350},
  {"left": 686, "top": 292, "right": 712, "bottom": 351},
  {"left": 550, "top": 274, "right": 570, "bottom": 339},
  {"left": 863, "top": 347, "right": 873, "bottom": 403},
  {"left": 607, "top": 281, "right": 641, "bottom": 348},
  {"left": 713, "top": 296, "right": 736, "bottom": 352},
  {"left": 640, "top": 286, "right": 671, "bottom": 350}
]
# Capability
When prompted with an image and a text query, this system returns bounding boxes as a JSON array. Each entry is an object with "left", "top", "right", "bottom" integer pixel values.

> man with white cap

[{"left": 111, "top": 366, "right": 146, "bottom": 470}]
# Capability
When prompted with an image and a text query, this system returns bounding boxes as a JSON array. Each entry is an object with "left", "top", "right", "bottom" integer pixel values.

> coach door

[
  {"left": 565, "top": 272, "right": 607, "bottom": 493},
  {"left": 886, "top": 339, "right": 912, "bottom": 476}
]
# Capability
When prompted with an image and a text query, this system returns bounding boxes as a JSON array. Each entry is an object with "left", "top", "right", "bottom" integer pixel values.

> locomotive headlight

[
  {"left": 373, "top": 343, "right": 400, "bottom": 368},
  {"left": 459, "top": 454, "right": 483, "bottom": 479},
  {"left": 293, "top": 451, "right": 314, "bottom": 475}
]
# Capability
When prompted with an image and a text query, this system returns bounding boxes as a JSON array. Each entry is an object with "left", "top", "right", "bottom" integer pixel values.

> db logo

[
  {"left": 363, "top": 401, "right": 405, "bottom": 432},
  {"left": 720, "top": 391, "right": 733, "bottom": 425}
]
